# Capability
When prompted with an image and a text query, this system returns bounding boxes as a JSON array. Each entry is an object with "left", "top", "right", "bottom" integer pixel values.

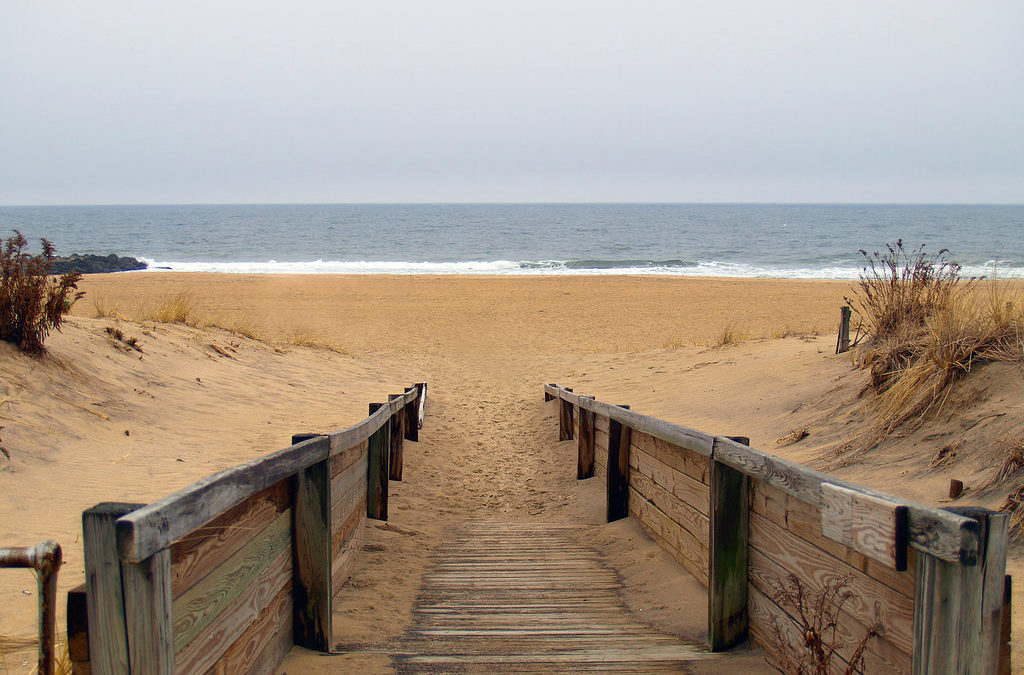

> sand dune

[{"left": 0, "top": 273, "right": 1019, "bottom": 672}]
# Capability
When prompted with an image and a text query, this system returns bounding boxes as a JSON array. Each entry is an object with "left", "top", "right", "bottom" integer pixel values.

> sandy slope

[{"left": 1, "top": 273, "right": 1020, "bottom": 672}]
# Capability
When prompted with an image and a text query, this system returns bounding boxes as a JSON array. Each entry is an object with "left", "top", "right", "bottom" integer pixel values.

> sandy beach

[{"left": 1, "top": 273, "right": 1020, "bottom": 672}]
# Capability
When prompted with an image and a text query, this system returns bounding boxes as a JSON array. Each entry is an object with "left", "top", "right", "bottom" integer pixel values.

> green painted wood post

[
  {"left": 606, "top": 406, "right": 631, "bottom": 523},
  {"left": 367, "top": 404, "right": 389, "bottom": 520},
  {"left": 291, "top": 433, "right": 333, "bottom": 652},
  {"left": 708, "top": 436, "right": 750, "bottom": 652},
  {"left": 83, "top": 502, "right": 144, "bottom": 675}
]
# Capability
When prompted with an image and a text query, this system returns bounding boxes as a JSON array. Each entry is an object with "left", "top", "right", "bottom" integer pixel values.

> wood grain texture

[
  {"left": 293, "top": 458, "right": 332, "bottom": 651},
  {"left": 627, "top": 469, "right": 709, "bottom": 541},
  {"left": 708, "top": 459, "right": 748, "bottom": 652},
  {"left": 750, "top": 480, "right": 915, "bottom": 598},
  {"left": 83, "top": 502, "right": 143, "bottom": 675},
  {"left": 170, "top": 481, "right": 290, "bottom": 598},
  {"left": 632, "top": 431, "right": 710, "bottom": 484},
  {"left": 749, "top": 510, "right": 914, "bottom": 654},
  {"left": 629, "top": 487, "right": 708, "bottom": 584},
  {"left": 630, "top": 447, "right": 709, "bottom": 515},
  {"left": 332, "top": 516, "right": 365, "bottom": 596},
  {"left": 404, "top": 386, "right": 419, "bottom": 442},
  {"left": 748, "top": 585, "right": 910, "bottom": 674},
  {"left": 174, "top": 547, "right": 292, "bottom": 674},
  {"left": 558, "top": 397, "right": 574, "bottom": 441},
  {"left": 117, "top": 436, "right": 329, "bottom": 563},
  {"left": 820, "top": 482, "right": 909, "bottom": 571},
  {"left": 172, "top": 510, "right": 291, "bottom": 653},
  {"left": 332, "top": 490, "right": 367, "bottom": 557},
  {"left": 208, "top": 582, "right": 293, "bottom": 675},
  {"left": 122, "top": 549, "right": 174, "bottom": 674},
  {"left": 329, "top": 440, "right": 367, "bottom": 479},
  {"left": 389, "top": 394, "right": 405, "bottom": 481}
]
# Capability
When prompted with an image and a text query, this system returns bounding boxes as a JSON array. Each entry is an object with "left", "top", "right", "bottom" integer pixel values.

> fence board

[
  {"left": 208, "top": 582, "right": 292, "bottom": 675},
  {"left": 330, "top": 440, "right": 367, "bottom": 479},
  {"left": 628, "top": 470, "right": 709, "bottom": 541},
  {"left": 631, "top": 447, "right": 709, "bottom": 515},
  {"left": 750, "top": 480, "right": 915, "bottom": 598},
  {"left": 629, "top": 487, "right": 708, "bottom": 583},
  {"left": 632, "top": 432, "right": 710, "bottom": 484},
  {"left": 820, "top": 482, "right": 908, "bottom": 571},
  {"left": 749, "top": 511, "right": 914, "bottom": 654},
  {"left": 172, "top": 510, "right": 291, "bottom": 653},
  {"left": 170, "top": 482, "right": 289, "bottom": 599},
  {"left": 174, "top": 546, "right": 291, "bottom": 674}
]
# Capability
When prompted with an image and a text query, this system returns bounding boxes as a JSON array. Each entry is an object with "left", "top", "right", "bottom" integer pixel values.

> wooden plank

[
  {"left": 999, "top": 575, "right": 1011, "bottom": 675},
  {"left": 172, "top": 509, "right": 292, "bottom": 653},
  {"left": 332, "top": 489, "right": 367, "bottom": 556},
  {"left": 748, "top": 585, "right": 911, "bottom": 674},
  {"left": 117, "top": 436, "right": 330, "bottom": 563},
  {"left": 629, "top": 487, "right": 708, "bottom": 584},
  {"left": 83, "top": 502, "right": 143, "bottom": 675},
  {"left": 416, "top": 382, "right": 427, "bottom": 430},
  {"left": 174, "top": 547, "right": 291, "bottom": 674},
  {"left": 122, "top": 549, "right": 174, "bottom": 674},
  {"left": 208, "top": 582, "right": 293, "bottom": 675},
  {"left": 389, "top": 394, "right": 405, "bottom": 481},
  {"left": 750, "top": 480, "right": 915, "bottom": 598},
  {"left": 595, "top": 414, "right": 609, "bottom": 435},
  {"left": 367, "top": 403, "right": 389, "bottom": 521},
  {"left": 631, "top": 448, "right": 709, "bottom": 515},
  {"left": 606, "top": 409, "right": 631, "bottom": 523},
  {"left": 66, "top": 583, "right": 90, "bottom": 673},
  {"left": 577, "top": 406, "right": 595, "bottom": 480},
  {"left": 330, "top": 439, "right": 367, "bottom": 479},
  {"left": 633, "top": 431, "right": 710, "bottom": 484},
  {"left": 332, "top": 515, "right": 365, "bottom": 596},
  {"left": 170, "top": 481, "right": 290, "bottom": 598},
  {"left": 293, "top": 457, "right": 332, "bottom": 651},
  {"left": 628, "top": 470, "right": 708, "bottom": 541},
  {"left": 749, "top": 511, "right": 914, "bottom": 654},
  {"left": 708, "top": 456, "right": 748, "bottom": 652},
  {"left": 821, "top": 482, "right": 909, "bottom": 571},
  {"left": 713, "top": 435, "right": 979, "bottom": 564}
]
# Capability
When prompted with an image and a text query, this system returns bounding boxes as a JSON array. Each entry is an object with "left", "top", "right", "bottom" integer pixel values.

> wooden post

[
  {"left": 708, "top": 436, "right": 750, "bottom": 652},
  {"left": 544, "top": 384, "right": 556, "bottom": 402},
  {"left": 122, "top": 549, "right": 173, "bottom": 674},
  {"left": 913, "top": 506, "right": 1009, "bottom": 674},
  {"left": 606, "top": 406, "right": 631, "bottom": 523},
  {"left": 415, "top": 383, "right": 427, "bottom": 430},
  {"left": 836, "top": 305, "right": 852, "bottom": 354},
  {"left": 367, "top": 404, "right": 389, "bottom": 520},
  {"left": 83, "top": 502, "right": 143, "bottom": 675},
  {"left": 290, "top": 433, "right": 332, "bottom": 652},
  {"left": 558, "top": 389, "right": 574, "bottom": 441},
  {"left": 389, "top": 394, "right": 405, "bottom": 481},
  {"left": 577, "top": 400, "right": 595, "bottom": 479},
  {"left": 403, "top": 387, "right": 419, "bottom": 442},
  {"left": 999, "top": 575, "right": 1012, "bottom": 675}
]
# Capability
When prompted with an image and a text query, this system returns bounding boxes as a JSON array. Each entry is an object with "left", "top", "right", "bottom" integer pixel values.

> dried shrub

[
  {"left": 1000, "top": 485, "right": 1024, "bottom": 542},
  {"left": 847, "top": 241, "right": 1024, "bottom": 438},
  {"left": 148, "top": 291, "right": 197, "bottom": 324},
  {"left": 769, "top": 573, "right": 880, "bottom": 675},
  {"left": 982, "top": 437, "right": 1024, "bottom": 492},
  {"left": 0, "top": 231, "right": 84, "bottom": 355}
]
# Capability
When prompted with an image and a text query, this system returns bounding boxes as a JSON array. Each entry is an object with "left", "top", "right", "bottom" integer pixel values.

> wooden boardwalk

[{"left": 392, "top": 521, "right": 708, "bottom": 673}]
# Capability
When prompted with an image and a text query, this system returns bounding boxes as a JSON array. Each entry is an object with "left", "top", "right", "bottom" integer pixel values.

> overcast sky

[{"left": 2, "top": 1, "right": 1022, "bottom": 205}]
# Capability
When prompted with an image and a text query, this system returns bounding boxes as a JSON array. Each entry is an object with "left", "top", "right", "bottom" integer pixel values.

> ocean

[{"left": 0, "top": 203, "right": 1021, "bottom": 279}]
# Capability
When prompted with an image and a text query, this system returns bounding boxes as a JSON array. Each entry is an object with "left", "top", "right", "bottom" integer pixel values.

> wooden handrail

[
  {"left": 117, "top": 387, "right": 421, "bottom": 563},
  {"left": 543, "top": 383, "right": 980, "bottom": 565}
]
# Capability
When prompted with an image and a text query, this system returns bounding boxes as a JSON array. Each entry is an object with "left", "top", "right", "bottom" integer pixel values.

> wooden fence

[
  {"left": 71, "top": 383, "right": 425, "bottom": 674},
  {"left": 545, "top": 383, "right": 1011, "bottom": 675}
]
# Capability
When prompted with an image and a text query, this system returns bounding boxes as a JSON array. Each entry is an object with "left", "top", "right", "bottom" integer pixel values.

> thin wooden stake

[{"left": 836, "top": 305, "right": 852, "bottom": 354}]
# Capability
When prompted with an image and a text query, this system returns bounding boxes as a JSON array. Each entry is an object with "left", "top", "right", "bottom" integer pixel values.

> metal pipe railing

[{"left": 0, "top": 541, "right": 63, "bottom": 675}]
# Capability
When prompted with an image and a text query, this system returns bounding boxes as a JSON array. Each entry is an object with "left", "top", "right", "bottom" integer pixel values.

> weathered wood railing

[
  {"left": 74, "top": 382, "right": 425, "bottom": 674},
  {"left": 545, "top": 383, "right": 1010, "bottom": 675},
  {"left": 0, "top": 541, "right": 63, "bottom": 675}
]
